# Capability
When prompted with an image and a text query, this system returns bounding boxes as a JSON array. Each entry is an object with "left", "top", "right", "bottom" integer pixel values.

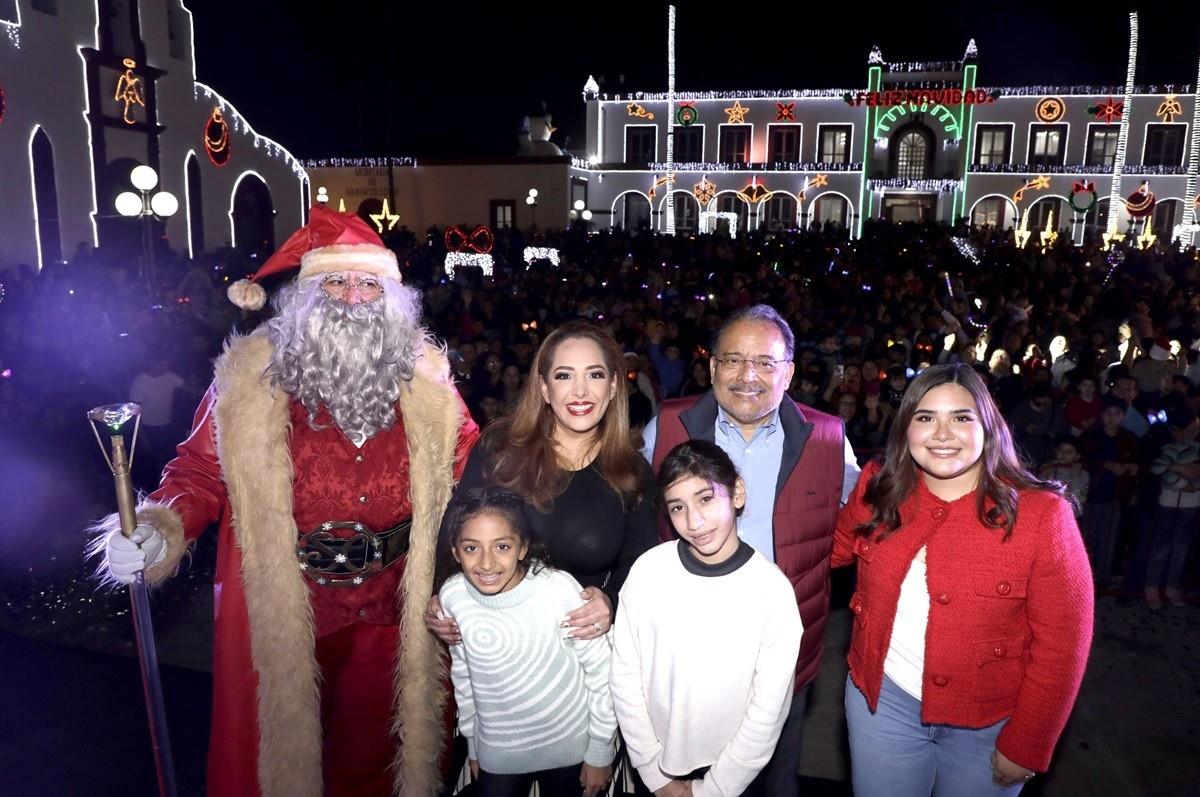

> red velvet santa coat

[
  {"left": 832, "top": 461, "right": 1093, "bottom": 772},
  {"left": 132, "top": 332, "right": 478, "bottom": 797}
]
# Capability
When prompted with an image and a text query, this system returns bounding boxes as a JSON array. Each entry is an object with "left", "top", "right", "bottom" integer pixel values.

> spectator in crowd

[{"left": 1145, "top": 406, "right": 1200, "bottom": 608}]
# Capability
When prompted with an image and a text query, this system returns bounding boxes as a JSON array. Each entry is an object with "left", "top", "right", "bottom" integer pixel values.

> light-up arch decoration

[
  {"left": 967, "top": 193, "right": 1018, "bottom": 228},
  {"left": 874, "top": 101, "right": 960, "bottom": 139},
  {"left": 657, "top": 190, "right": 700, "bottom": 232},
  {"left": 809, "top": 190, "right": 856, "bottom": 227}
]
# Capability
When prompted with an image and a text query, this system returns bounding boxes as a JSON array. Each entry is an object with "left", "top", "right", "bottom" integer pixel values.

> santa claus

[{"left": 93, "top": 207, "right": 479, "bottom": 797}]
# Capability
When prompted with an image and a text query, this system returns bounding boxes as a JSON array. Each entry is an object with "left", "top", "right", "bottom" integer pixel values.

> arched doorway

[
  {"left": 811, "top": 193, "right": 851, "bottom": 230},
  {"left": 185, "top": 152, "right": 204, "bottom": 257},
  {"left": 660, "top": 191, "right": 699, "bottom": 234},
  {"left": 762, "top": 193, "right": 798, "bottom": 232},
  {"left": 230, "top": 171, "right": 275, "bottom": 253},
  {"left": 29, "top": 127, "right": 62, "bottom": 268},
  {"left": 613, "top": 192, "right": 652, "bottom": 231}
]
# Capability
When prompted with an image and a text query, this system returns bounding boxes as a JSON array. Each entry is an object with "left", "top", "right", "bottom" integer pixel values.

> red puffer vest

[{"left": 651, "top": 391, "right": 845, "bottom": 689}]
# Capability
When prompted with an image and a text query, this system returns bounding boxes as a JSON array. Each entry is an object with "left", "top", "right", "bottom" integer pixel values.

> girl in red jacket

[{"left": 833, "top": 363, "right": 1093, "bottom": 796}]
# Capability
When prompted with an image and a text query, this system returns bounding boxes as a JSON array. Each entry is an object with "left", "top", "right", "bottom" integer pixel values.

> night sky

[{"left": 192, "top": 0, "right": 1197, "bottom": 162}]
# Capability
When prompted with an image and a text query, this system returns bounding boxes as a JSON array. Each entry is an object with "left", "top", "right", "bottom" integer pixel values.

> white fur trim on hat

[
  {"left": 298, "top": 244, "right": 400, "bottom": 282},
  {"left": 227, "top": 278, "right": 268, "bottom": 311},
  {"left": 1150, "top": 343, "right": 1170, "bottom": 361}
]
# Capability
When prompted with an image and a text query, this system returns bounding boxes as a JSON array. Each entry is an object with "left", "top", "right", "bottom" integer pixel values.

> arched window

[
  {"left": 892, "top": 126, "right": 936, "bottom": 180},
  {"left": 894, "top": 130, "right": 930, "bottom": 179}
]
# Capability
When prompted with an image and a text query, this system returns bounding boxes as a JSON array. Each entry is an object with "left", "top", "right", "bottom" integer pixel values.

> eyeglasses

[
  {"left": 714, "top": 355, "right": 788, "bottom": 374},
  {"left": 321, "top": 273, "right": 383, "bottom": 302}
]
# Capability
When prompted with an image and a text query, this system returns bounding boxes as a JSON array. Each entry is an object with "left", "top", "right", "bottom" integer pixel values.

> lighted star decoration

[
  {"left": 737, "top": 176, "right": 770, "bottom": 205},
  {"left": 114, "top": 57, "right": 145, "bottom": 125},
  {"left": 1034, "top": 97, "right": 1065, "bottom": 123},
  {"left": 724, "top": 100, "right": 749, "bottom": 124},
  {"left": 1039, "top": 210, "right": 1058, "bottom": 252},
  {"left": 1012, "top": 175, "right": 1050, "bottom": 203},
  {"left": 692, "top": 175, "right": 717, "bottom": 205},
  {"left": 776, "top": 102, "right": 795, "bottom": 122},
  {"left": 1137, "top": 214, "right": 1156, "bottom": 250},
  {"left": 809, "top": 173, "right": 829, "bottom": 189},
  {"left": 1156, "top": 94, "right": 1182, "bottom": 123},
  {"left": 627, "top": 102, "right": 655, "bottom": 120},
  {"left": 369, "top": 198, "right": 400, "bottom": 233},
  {"left": 1088, "top": 97, "right": 1123, "bottom": 124}
]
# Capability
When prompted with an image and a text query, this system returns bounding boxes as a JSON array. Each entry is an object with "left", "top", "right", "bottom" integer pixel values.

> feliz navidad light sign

[{"left": 843, "top": 88, "right": 1000, "bottom": 107}]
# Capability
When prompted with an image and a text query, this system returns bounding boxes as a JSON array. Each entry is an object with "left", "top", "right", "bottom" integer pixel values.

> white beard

[{"left": 265, "top": 279, "right": 426, "bottom": 440}]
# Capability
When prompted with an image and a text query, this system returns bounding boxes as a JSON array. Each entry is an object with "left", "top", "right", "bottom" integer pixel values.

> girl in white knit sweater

[
  {"left": 438, "top": 486, "right": 616, "bottom": 797},
  {"left": 611, "top": 441, "right": 803, "bottom": 797}
]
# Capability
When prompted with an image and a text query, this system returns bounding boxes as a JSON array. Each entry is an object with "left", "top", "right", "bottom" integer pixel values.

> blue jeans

[{"left": 845, "top": 674, "right": 1024, "bottom": 797}]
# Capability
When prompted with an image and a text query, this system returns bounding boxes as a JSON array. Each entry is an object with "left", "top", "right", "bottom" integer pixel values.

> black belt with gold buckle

[{"left": 296, "top": 518, "right": 412, "bottom": 587}]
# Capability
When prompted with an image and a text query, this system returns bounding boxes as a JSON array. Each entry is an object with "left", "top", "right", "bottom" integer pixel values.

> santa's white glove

[{"left": 105, "top": 523, "right": 167, "bottom": 585}]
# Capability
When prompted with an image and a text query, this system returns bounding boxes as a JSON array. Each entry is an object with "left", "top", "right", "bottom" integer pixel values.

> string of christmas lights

[
  {"left": 969, "top": 164, "right": 1189, "bottom": 175},
  {"left": 194, "top": 83, "right": 306, "bottom": 179},
  {"left": 304, "top": 157, "right": 419, "bottom": 168},
  {"left": 523, "top": 247, "right": 560, "bottom": 266},
  {"left": 648, "top": 161, "right": 861, "bottom": 172},
  {"left": 445, "top": 252, "right": 494, "bottom": 279},
  {"left": 595, "top": 85, "right": 1192, "bottom": 104},
  {"left": 665, "top": 4, "right": 676, "bottom": 236},
  {"left": 1106, "top": 12, "right": 1138, "bottom": 240},
  {"left": 869, "top": 178, "right": 962, "bottom": 192}
]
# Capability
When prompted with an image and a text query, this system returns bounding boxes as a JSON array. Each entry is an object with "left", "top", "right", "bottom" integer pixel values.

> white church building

[{"left": 0, "top": 0, "right": 309, "bottom": 270}]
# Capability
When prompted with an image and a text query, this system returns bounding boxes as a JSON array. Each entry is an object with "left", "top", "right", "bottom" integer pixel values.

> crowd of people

[{"left": 3, "top": 209, "right": 1198, "bottom": 795}]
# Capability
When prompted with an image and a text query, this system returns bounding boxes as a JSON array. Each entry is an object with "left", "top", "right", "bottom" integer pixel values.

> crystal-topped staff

[{"left": 87, "top": 403, "right": 178, "bottom": 797}]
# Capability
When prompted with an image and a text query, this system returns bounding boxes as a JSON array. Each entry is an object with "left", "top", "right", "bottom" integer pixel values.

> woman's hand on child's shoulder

[
  {"left": 424, "top": 595, "right": 461, "bottom": 645},
  {"left": 564, "top": 586, "right": 613, "bottom": 640},
  {"left": 580, "top": 763, "right": 612, "bottom": 797},
  {"left": 654, "top": 780, "right": 693, "bottom": 797}
]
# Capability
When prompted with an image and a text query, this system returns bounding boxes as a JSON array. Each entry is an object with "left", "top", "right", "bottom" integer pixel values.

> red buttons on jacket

[
  {"left": 936, "top": 593, "right": 951, "bottom": 605},
  {"left": 359, "top": 495, "right": 368, "bottom": 504},
  {"left": 860, "top": 543, "right": 872, "bottom": 554},
  {"left": 355, "top": 454, "right": 364, "bottom": 463},
  {"left": 996, "top": 581, "right": 1012, "bottom": 596},
  {"left": 993, "top": 646, "right": 1007, "bottom": 658},
  {"left": 932, "top": 675, "right": 949, "bottom": 687},
  {"left": 851, "top": 599, "right": 864, "bottom": 615},
  {"left": 931, "top": 507, "right": 947, "bottom": 520}
]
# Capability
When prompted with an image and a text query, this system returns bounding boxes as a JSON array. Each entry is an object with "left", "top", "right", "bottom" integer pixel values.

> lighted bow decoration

[
  {"left": 444, "top": 225, "right": 495, "bottom": 254},
  {"left": 1068, "top": 180, "right": 1098, "bottom": 214},
  {"left": 1012, "top": 174, "right": 1051, "bottom": 204},
  {"left": 776, "top": 102, "right": 796, "bottom": 122},
  {"left": 204, "top": 107, "right": 231, "bottom": 166},
  {"left": 1124, "top": 181, "right": 1156, "bottom": 218},
  {"left": 737, "top": 176, "right": 770, "bottom": 205},
  {"left": 1156, "top": 94, "right": 1182, "bottom": 123},
  {"left": 627, "top": 102, "right": 655, "bottom": 120},
  {"left": 1088, "top": 97, "right": 1123, "bottom": 124},
  {"left": 692, "top": 175, "right": 717, "bottom": 205}
]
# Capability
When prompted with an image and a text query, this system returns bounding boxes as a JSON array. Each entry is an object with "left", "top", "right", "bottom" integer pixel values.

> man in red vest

[{"left": 644, "top": 304, "right": 860, "bottom": 796}]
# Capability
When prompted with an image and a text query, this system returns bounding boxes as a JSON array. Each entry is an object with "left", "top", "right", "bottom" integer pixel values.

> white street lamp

[{"left": 115, "top": 164, "right": 178, "bottom": 296}]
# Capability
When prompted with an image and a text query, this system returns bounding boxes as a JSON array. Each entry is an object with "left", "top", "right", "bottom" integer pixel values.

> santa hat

[
  {"left": 1149, "top": 336, "right": 1171, "bottom": 361},
  {"left": 226, "top": 206, "right": 399, "bottom": 310}
]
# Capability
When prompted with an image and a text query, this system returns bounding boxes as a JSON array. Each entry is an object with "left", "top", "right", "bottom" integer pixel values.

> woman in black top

[{"left": 426, "top": 320, "right": 658, "bottom": 642}]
